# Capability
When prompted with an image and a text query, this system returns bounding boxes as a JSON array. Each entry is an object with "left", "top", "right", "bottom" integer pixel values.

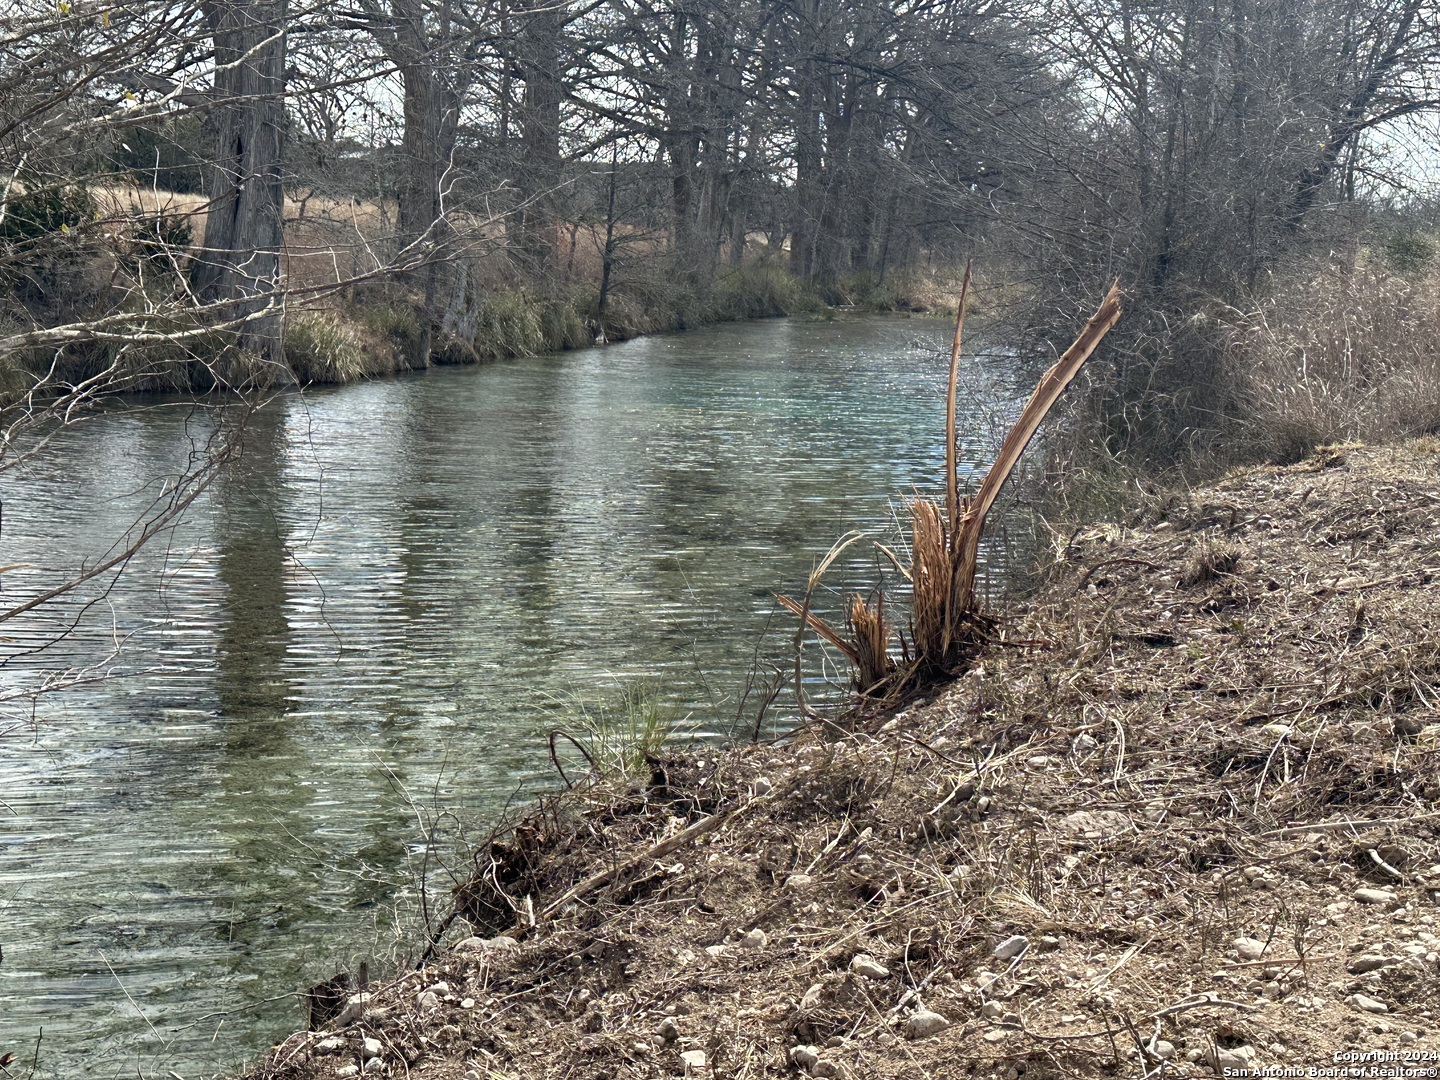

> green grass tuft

[{"left": 551, "top": 681, "right": 674, "bottom": 783}]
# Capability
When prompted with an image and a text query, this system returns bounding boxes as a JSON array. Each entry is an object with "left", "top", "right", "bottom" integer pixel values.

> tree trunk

[
  {"left": 195, "top": 0, "right": 291, "bottom": 384},
  {"left": 517, "top": 0, "right": 564, "bottom": 264},
  {"left": 790, "top": 63, "right": 821, "bottom": 280}
]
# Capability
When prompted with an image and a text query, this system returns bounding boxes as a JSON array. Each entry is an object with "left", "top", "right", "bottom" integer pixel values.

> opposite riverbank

[
  {"left": 279, "top": 262, "right": 955, "bottom": 387},
  {"left": 242, "top": 439, "right": 1440, "bottom": 1079}
]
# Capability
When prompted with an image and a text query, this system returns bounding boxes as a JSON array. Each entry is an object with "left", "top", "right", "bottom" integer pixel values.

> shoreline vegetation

[
  {"left": 278, "top": 258, "right": 959, "bottom": 390},
  {"left": 0, "top": 181, "right": 968, "bottom": 395},
  {"left": 245, "top": 436, "right": 1440, "bottom": 1080}
]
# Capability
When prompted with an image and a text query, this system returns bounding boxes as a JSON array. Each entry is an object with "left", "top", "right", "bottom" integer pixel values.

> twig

[
  {"left": 1085, "top": 940, "right": 1146, "bottom": 993},
  {"left": 538, "top": 778, "right": 796, "bottom": 922},
  {"left": 1144, "top": 992, "right": 1261, "bottom": 1018},
  {"left": 1260, "top": 811, "right": 1440, "bottom": 838}
]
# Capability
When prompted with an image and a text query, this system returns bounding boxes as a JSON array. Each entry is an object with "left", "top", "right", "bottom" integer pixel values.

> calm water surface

[{"left": 0, "top": 317, "right": 1018, "bottom": 1076}]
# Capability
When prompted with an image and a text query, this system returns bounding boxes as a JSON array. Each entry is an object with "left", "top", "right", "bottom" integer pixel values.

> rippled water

[{"left": 0, "top": 316, "right": 1019, "bottom": 1077}]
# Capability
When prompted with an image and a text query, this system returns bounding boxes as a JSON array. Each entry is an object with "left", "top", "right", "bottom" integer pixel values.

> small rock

[
  {"left": 993, "top": 935, "right": 1029, "bottom": 961},
  {"left": 704, "top": 944, "right": 727, "bottom": 957},
  {"left": 659, "top": 1017, "right": 680, "bottom": 1043},
  {"left": 417, "top": 991, "right": 440, "bottom": 1010},
  {"left": 850, "top": 954, "right": 889, "bottom": 979},
  {"left": 424, "top": 981, "right": 451, "bottom": 996},
  {"left": 680, "top": 1049, "right": 708, "bottom": 1075},
  {"left": 982, "top": 1029, "right": 1008, "bottom": 1043},
  {"left": 1212, "top": 1045, "right": 1256, "bottom": 1071},
  {"left": 1354, "top": 888, "right": 1398, "bottom": 906},
  {"left": 1027, "top": 755, "right": 1053, "bottom": 768},
  {"left": 1150, "top": 1040, "right": 1176, "bottom": 1061},
  {"left": 752, "top": 776, "right": 774, "bottom": 796},
  {"left": 360, "top": 1036, "right": 383, "bottom": 1060},
  {"left": 1057, "top": 810, "right": 1131, "bottom": 839},
  {"left": 739, "top": 928, "right": 768, "bottom": 950},
  {"left": 981, "top": 1001, "right": 1006, "bottom": 1020},
  {"left": 1347, "top": 954, "right": 1398, "bottom": 973},
  {"left": 1233, "top": 937, "right": 1267, "bottom": 961},
  {"left": 314, "top": 1037, "right": 345, "bottom": 1053},
  {"left": 455, "top": 934, "right": 517, "bottom": 954},
  {"left": 790, "top": 1045, "right": 820, "bottom": 1070},
  {"left": 1401, "top": 1032, "right": 1419, "bottom": 1045},
  {"left": 335, "top": 1068, "right": 360, "bottom": 1079},
  {"left": 812, "top": 1061, "right": 843, "bottom": 1079},
  {"left": 1037, "top": 935, "right": 1062, "bottom": 951},
  {"left": 1350, "top": 993, "right": 1389, "bottom": 1013},
  {"left": 362, "top": 1061, "right": 382, "bottom": 1075},
  {"left": 904, "top": 1008, "right": 950, "bottom": 1039},
  {"left": 460, "top": 997, "right": 474, "bottom": 1009},
  {"left": 1073, "top": 733, "right": 1099, "bottom": 753},
  {"left": 785, "top": 874, "right": 814, "bottom": 889},
  {"left": 800, "top": 983, "right": 824, "bottom": 1011},
  {"left": 333, "top": 993, "right": 373, "bottom": 1027}
]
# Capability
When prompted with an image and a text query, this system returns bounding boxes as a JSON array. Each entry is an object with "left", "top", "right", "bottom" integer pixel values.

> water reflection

[{"left": 0, "top": 316, "right": 1019, "bottom": 1076}]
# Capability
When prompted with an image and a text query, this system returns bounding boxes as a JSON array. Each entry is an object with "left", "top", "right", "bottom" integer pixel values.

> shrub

[
  {"left": 118, "top": 210, "right": 193, "bottom": 277},
  {"left": 1383, "top": 231, "right": 1435, "bottom": 276},
  {"left": 0, "top": 184, "right": 95, "bottom": 242},
  {"left": 0, "top": 183, "right": 99, "bottom": 311}
]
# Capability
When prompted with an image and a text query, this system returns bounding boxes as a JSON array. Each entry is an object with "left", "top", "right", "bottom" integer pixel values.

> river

[{"left": 0, "top": 316, "right": 1020, "bottom": 1077}]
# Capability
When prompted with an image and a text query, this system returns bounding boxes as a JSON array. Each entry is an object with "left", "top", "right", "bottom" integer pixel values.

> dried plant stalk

[
  {"left": 908, "top": 498, "right": 949, "bottom": 665},
  {"left": 778, "top": 277, "right": 1124, "bottom": 696},
  {"left": 944, "top": 281, "right": 1125, "bottom": 640},
  {"left": 848, "top": 593, "right": 894, "bottom": 692}
]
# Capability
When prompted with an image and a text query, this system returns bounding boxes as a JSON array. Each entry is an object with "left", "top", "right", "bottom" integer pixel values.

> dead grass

[
  {"left": 240, "top": 441, "right": 1440, "bottom": 1080},
  {"left": 1227, "top": 261, "right": 1440, "bottom": 464}
]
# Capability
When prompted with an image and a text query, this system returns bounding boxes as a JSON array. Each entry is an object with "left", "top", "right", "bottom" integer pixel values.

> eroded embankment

[{"left": 247, "top": 441, "right": 1440, "bottom": 1080}]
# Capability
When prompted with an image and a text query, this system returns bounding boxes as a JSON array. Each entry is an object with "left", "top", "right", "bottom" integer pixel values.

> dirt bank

[{"left": 246, "top": 440, "right": 1440, "bottom": 1080}]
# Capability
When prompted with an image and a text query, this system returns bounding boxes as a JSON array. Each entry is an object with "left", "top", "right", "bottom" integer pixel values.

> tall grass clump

[
  {"left": 285, "top": 313, "right": 370, "bottom": 384},
  {"left": 1227, "top": 262, "right": 1440, "bottom": 464},
  {"left": 710, "top": 263, "right": 822, "bottom": 320},
  {"left": 358, "top": 302, "right": 428, "bottom": 369},
  {"left": 536, "top": 292, "right": 593, "bottom": 351},
  {"left": 473, "top": 289, "right": 544, "bottom": 360}
]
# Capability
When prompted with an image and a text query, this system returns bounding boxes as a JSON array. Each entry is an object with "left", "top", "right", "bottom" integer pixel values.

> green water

[{"left": 0, "top": 316, "right": 1018, "bottom": 1077}]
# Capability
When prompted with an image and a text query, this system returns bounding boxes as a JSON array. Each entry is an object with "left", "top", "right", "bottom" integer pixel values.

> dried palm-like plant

[{"left": 780, "top": 272, "right": 1124, "bottom": 697}]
